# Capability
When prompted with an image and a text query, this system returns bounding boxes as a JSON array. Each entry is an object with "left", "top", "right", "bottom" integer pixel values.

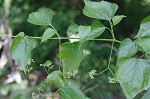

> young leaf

[
  {"left": 78, "top": 25, "right": 91, "bottom": 40},
  {"left": 141, "top": 89, "right": 150, "bottom": 99},
  {"left": 83, "top": 0, "right": 118, "bottom": 20},
  {"left": 27, "top": 8, "right": 53, "bottom": 25},
  {"left": 60, "top": 42, "right": 84, "bottom": 75},
  {"left": 135, "top": 37, "right": 150, "bottom": 55},
  {"left": 135, "top": 15, "right": 150, "bottom": 38},
  {"left": 17, "top": 32, "right": 25, "bottom": 37},
  {"left": 59, "top": 79, "right": 88, "bottom": 99},
  {"left": 86, "top": 22, "right": 105, "bottom": 39},
  {"left": 78, "top": 24, "right": 105, "bottom": 40},
  {"left": 41, "top": 28, "right": 56, "bottom": 43},
  {"left": 10, "top": 35, "right": 38, "bottom": 71},
  {"left": 91, "top": 22, "right": 104, "bottom": 27},
  {"left": 112, "top": 15, "right": 126, "bottom": 25},
  {"left": 41, "top": 60, "right": 52, "bottom": 67},
  {"left": 67, "top": 23, "right": 78, "bottom": 37},
  {"left": 115, "top": 58, "right": 150, "bottom": 99},
  {"left": 118, "top": 38, "right": 139, "bottom": 59},
  {"left": 48, "top": 71, "right": 63, "bottom": 87}
]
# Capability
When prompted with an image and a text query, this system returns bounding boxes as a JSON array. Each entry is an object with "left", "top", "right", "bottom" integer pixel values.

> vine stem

[
  {"left": 138, "top": 55, "right": 144, "bottom": 59},
  {"left": 96, "top": 41, "right": 115, "bottom": 76},
  {"left": 0, "top": 23, "right": 121, "bottom": 77},
  {"left": 107, "top": 21, "right": 115, "bottom": 76},
  {"left": 44, "top": 67, "right": 49, "bottom": 74},
  {"left": 96, "top": 67, "right": 108, "bottom": 75},
  {"left": 96, "top": 21, "right": 116, "bottom": 76},
  {"left": 50, "top": 24, "right": 63, "bottom": 76},
  {"left": 0, "top": 35, "right": 122, "bottom": 43},
  {"left": 50, "top": 24, "right": 60, "bottom": 38},
  {"left": 107, "top": 41, "right": 115, "bottom": 76}
]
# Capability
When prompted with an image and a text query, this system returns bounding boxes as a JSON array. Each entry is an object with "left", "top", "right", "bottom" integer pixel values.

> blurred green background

[{"left": 0, "top": 0, "right": 150, "bottom": 99}]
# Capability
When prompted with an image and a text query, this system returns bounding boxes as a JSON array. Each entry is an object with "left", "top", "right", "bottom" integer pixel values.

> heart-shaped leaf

[
  {"left": 118, "top": 38, "right": 139, "bottom": 59},
  {"left": 135, "top": 15, "right": 150, "bottom": 38},
  {"left": 78, "top": 24, "right": 105, "bottom": 41},
  {"left": 10, "top": 33, "right": 38, "bottom": 71},
  {"left": 135, "top": 37, "right": 150, "bottom": 55},
  {"left": 67, "top": 23, "right": 78, "bottom": 37},
  {"left": 60, "top": 42, "right": 84, "bottom": 76},
  {"left": 112, "top": 15, "right": 126, "bottom": 25},
  {"left": 41, "top": 28, "right": 56, "bottom": 43},
  {"left": 48, "top": 71, "right": 63, "bottom": 87},
  {"left": 27, "top": 8, "right": 53, "bottom": 25},
  {"left": 83, "top": 0, "right": 118, "bottom": 20},
  {"left": 116, "top": 58, "right": 150, "bottom": 99},
  {"left": 59, "top": 79, "right": 88, "bottom": 99},
  {"left": 78, "top": 26, "right": 91, "bottom": 40},
  {"left": 85, "top": 22, "right": 106, "bottom": 39}
]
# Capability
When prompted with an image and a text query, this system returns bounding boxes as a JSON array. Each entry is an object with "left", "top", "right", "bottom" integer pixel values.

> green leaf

[
  {"left": 48, "top": 71, "right": 63, "bottom": 87},
  {"left": 86, "top": 22, "right": 105, "bottom": 39},
  {"left": 78, "top": 24, "right": 105, "bottom": 40},
  {"left": 115, "top": 58, "right": 150, "bottom": 99},
  {"left": 135, "top": 37, "right": 150, "bottom": 55},
  {"left": 78, "top": 25, "right": 91, "bottom": 40},
  {"left": 91, "top": 22, "right": 104, "bottom": 27},
  {"left": 141, "top": 89, "right": 150, "bottom": 99},
  {"left": 41, "top": 28, "right": 56, "bottom": 43},
  {"left": 112, "top": 15, "right": 126, "bottom": 25},
  {"left": 17, "top": 32, "right": 25, "bottom": 37},
  {"left": 60, "top": 42, "right": 84, "bottom": 75},
  {"left": 10, "top": 34, "right": 38, "bottom": 71},
  {"left": 59, "top": 79, "right": 88, "bottom": 99},
  {"left": 42, "top": 60, "right": 52, "bottom": 67},
  {"left": 118, "top": 38, "right": 139, "bottom": 59},
  {"left": 135, "top": 15, "right": 150, "bottom": 38},
  {"left": 83, "top": 0, "right": 118, "bottom": 20},
  {"left": 27, "top": 8, "right": 53, "bottom": 25},
  {"left": 67, "top": 23, "right": 78, "bottom": 37}
]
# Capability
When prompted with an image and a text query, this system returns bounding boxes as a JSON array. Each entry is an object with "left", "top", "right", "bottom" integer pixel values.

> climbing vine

[{"left": 1, "top": 0, "right": 150, "bottom": 99}]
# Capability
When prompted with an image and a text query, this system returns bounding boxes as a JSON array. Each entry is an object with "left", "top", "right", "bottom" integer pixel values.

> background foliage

[{"left": 0, "top": 0, "right": 150, "bottom": 99}]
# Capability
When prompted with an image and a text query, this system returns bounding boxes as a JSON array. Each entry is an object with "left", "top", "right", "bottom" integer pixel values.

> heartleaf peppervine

[{"left": 1, "top": 0, "right": 150, "bottom": 99}]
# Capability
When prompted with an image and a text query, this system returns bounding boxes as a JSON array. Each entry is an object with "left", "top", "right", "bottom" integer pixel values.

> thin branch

[
  {"left": 50, "top": 24, "right": 62, "bottom": 74},
  {"left": 138, "top": 55, "right": 144, "bottom": 59},
  {"left": 0, "top": 35, "right": 122, "bottom": 43},
  {"left": 50, "top": 24, "right": 60, "bottom": 38},
  {"left": 95, "top": 21, "right": 117, "bottom": 76},
  {"left": 96, "top": 67, "right": 109, "bottom": 75},
  {"left": 107, "top": 41, "right": 115, "bottom": 76}
]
